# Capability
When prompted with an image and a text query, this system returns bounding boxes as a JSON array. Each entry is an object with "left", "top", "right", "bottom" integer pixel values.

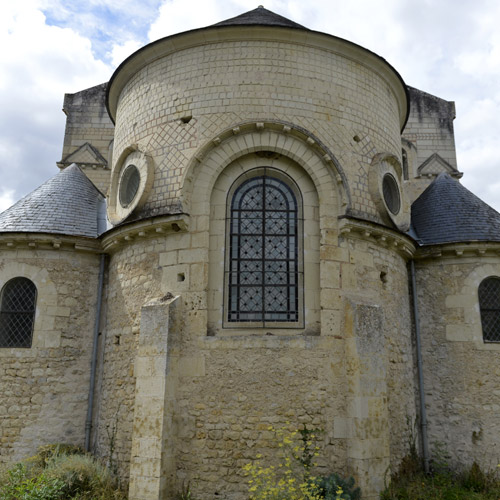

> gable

[
  {"left": 57, "top": 142, "right": 107, "bottom": 169},
  {"left": 417, "top": 153, "right": 462, "bottom": 178}
]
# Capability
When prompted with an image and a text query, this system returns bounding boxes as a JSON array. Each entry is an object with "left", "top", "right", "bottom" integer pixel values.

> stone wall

[
  {"left": 339, "top": 228, "right": 417, "bottom": 494},
  {"left": 94, "top": 233, "right": 166, "bottom": 477},
  {"left": 0, "top": 242, "right": 100, "bottom": 461},
  {"left": 415, "top": 250, "right": 500, "bottom": 469}
]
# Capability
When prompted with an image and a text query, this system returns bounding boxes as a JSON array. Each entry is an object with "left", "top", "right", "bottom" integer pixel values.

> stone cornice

[
  {"left": 0, "top": 233, "right": 101, "bottom": 253},
  {"left": 338, "top": 217, "right": 416, "bottom": 258},
  {"left": 415, "top": 241, "right": 500, "bottom": 261},
  {"left": 101, "top": 214, "right": 189, "bottom": 252},
  {"left": 0, "top": 215, "right": 191, "bottom": 254}
]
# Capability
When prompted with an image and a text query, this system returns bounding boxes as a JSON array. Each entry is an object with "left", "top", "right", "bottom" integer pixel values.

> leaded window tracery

[
  {"left": 226, "top": 173, "right": 301, "bottom": 325},
  {"left": 479, "top": 276, "right": 500, "bottom": 342},
  {"left": 0, "top": 277, "right": 37, "bottom": 348}
]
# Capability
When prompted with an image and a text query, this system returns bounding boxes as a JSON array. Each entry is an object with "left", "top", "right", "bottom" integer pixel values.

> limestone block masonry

[
  {"left": 0, "top": 243, "right": 101, "bottom": 461},
  {"left": 107, "top": 27, "right": 407, "bottom": 226},
  {"left": 415, "top": 253, "right": 500, "bottom": 469}
]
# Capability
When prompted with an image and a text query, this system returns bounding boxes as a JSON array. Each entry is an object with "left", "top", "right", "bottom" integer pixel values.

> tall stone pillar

[
  {"left": 345, "top": 301, "right": 390, "bottom": 500},
  {"left": 128, "top": 296, "right": 180, "bottom": 500}
]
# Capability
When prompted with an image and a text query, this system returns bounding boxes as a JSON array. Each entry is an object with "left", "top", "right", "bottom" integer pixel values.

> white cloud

[
  {"left": 36, "top": 0, "right": 163, "bottom": 61},
  {"left": 0, "top": 189, "right": 15, "bottom": 213},
  {"left": 0, "top": 1, "right": 111, "bottom": 201},
  {"left": 109, "top": 39, "right": 143, "bottom": 68},
  {"left": 148, "top": 0, "right": 226, "bottom": 41}
]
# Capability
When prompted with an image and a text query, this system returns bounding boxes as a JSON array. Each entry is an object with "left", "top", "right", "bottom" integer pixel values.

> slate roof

[
  {"left": 0, "top": 164, "right": 106, "bottom": 238},
  {"left": 411, "top": 173, "right": 500, "bottom": 245},
  {"left": 211, "top": 6, "right": 307, "bottom": 29}
]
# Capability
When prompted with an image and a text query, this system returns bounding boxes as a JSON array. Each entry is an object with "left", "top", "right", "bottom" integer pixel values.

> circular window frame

[
  {"left": 368, "top": 153, "right": 409, "bottom": 232},
  {"left": 108, "top": 147, "right": 155, "bottom": 225}
]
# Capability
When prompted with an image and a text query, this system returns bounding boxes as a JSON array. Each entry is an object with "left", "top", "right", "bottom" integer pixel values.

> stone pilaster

[{"left": 128, "top": 295, "right": 180, "bottom": 500}]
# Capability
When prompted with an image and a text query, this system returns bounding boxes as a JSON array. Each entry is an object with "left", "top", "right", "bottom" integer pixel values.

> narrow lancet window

[{"left": 226, "top": 174, "right": 300, "bottom": 325}]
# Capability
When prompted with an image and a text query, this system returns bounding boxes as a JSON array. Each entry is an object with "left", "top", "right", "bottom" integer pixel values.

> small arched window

[
  {"left": 0, "top": 277, "right": 37, "bottom": 348},
  {"left": 224, "top": 170, "right": 303, "bottom": 327},
  {"left": 478, "top": 276, "right": 500, "bottom": 342},
  {"left": 402, "top": 148, "right": 409, "bottom": 180}
]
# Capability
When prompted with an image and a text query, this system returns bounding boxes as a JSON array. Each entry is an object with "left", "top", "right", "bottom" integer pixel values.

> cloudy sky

[{"left": 1, "top": 0, "right": 499, "bottom": 211}]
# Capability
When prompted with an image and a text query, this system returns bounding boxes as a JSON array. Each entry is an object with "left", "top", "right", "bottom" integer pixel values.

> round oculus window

[
  {"left": 382, "top": 173, "right": 401, "bottom": 215},
  {"left": 119, "top": 164, "right": 140, "bottom": 208}
]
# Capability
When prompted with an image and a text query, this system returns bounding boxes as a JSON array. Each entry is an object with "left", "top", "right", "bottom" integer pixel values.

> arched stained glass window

[
  {"left": 478, "top": 276, "right": 500, "bottom": 342},
  {"left": 226, "top": 173, "right": 301, "bottom": 325},
  {"left": 0, "top": 277, "right": 37, "bottom": 348}
]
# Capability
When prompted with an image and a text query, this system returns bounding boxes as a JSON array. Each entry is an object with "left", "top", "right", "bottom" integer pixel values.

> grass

[
  {"left": 0, "top": 444, "right": 127, "bottom": 500},
  {"left": 381, "top": 452, "right": 500, "bottom": 500}
]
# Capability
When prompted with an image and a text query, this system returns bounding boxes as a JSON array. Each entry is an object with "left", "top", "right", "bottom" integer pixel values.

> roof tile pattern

[
  {"left": 411, "top": 173, "right": 500, "bottom": 245},
  {"left": 212, "top": 6, "right": 307, "bottom": 29},
  {"left": 0, "top": 164, "right": 106, "bottom": 238}
]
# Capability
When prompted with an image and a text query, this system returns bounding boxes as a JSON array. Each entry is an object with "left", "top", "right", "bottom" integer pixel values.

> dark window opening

[
  {"left": 226, "top": 175, "right": 299, "bottom": 324},
  {"left": 0, "top": 277, "right": 37, "bottom": 348},
  {"left": 479, "top": 276, "right": 500, "bottom": 342}
]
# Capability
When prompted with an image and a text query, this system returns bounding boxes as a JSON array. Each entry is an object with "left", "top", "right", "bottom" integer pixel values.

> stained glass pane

[
  {"left": 228, "top": 175, "right": 299, "bottom": 324},
  {"left": 479, "top": 277, "right": 500, "bottom": 342},
  {"left": 0, "top": 278, "right": 37, "bottom": 348}
]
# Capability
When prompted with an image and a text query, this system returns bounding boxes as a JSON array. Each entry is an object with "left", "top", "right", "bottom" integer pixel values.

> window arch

[
  {"left": 478, "top": 276, "right": 500, "bottom": 342},
  {"left": 0, "top": 277, "right": 37, "bottom": 347},
  {"left": 224, "top": 169, "right": 303, "bottom": 327}
]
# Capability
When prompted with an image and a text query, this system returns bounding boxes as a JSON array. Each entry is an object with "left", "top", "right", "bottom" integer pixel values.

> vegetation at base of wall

[
  {"left": 380, "top": 448, "right": 500, "bottom": 500},
  {"left": 176, "top": 480, "right": 194, "bottom": 500},
  {"left": 0, "top": 444, "right": 126, "bottom": 500},
  {"left": 242, "top": 425, "right": 360, "bottom": 500}
]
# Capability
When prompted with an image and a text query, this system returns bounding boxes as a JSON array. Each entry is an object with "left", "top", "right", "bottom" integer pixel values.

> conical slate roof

[
  {"left": 211, "top": 5, "right": 306, "bottom": 29},
  {"left": 411, "top": 173, "right": 500, "bottom": 245},
  {"left": 0, "top": 164, "right": 106, "bottom": 238}
]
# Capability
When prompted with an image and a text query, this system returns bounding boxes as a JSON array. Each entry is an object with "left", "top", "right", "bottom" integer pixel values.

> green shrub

[
  {"left": 0, "top": 445, "right": 126, "bottom": 500},
  {"left": 313, "top": 473, "right": 360, "bottom": 500},
  {"left": 0, "top": 463, "right": 66, "bottom": 500},
  {"left": 461, "top": 461, "right": 491, "bottom": 493},
  {"left": 242, "top": 425, "right": 360, "bottom": 500},
  {"left": 44, "top": 453, "right": 125, "bottom": 499},
  {"left": 381, "top": 457, "right": 500, "bottom": 500}
]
